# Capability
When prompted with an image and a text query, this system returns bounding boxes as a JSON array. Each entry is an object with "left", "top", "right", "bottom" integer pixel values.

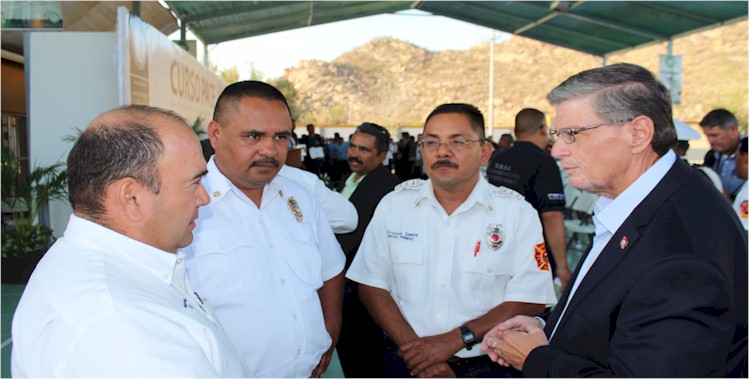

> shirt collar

[
  {"left": 593, "top": 149, "right": 677, "bottom": 235},
  {"left": 204, "top": 156, "right": 284, "bottom": 208},
  {"left": 345, "top": 172, "right": 366, "bottom": 186},
  {"left": 415, "top": 174, "right": 493, "bottom": 214},
  {"left": 64, "top": 214, "right": 182, "bottom": 286},
  {"left": 204, "top": 156, "right": 237, "bottom": 203}
]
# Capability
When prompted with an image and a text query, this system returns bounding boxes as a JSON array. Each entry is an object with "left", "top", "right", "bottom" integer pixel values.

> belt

[{"left": 446, "top": 354, "right": 491, "bottom": 369}]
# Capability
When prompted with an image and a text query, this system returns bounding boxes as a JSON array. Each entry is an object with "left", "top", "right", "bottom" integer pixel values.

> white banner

[{"left": 116, "top": 7, "right": 225, "bottom": 131}]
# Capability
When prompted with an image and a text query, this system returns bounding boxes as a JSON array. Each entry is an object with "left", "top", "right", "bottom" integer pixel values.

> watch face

[{"left": 463, "top": 332, "right": 475, "bottom": 343}]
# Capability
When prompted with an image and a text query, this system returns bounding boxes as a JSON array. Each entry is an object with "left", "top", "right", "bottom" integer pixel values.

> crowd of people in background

[{"left": 10, "top": 63, "right": 747, "bottom": 378}]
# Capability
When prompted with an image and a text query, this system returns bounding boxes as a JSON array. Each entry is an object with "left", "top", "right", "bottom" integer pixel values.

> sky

[{"left": 171, "top": 10, "right": 509, "bottom": 79}]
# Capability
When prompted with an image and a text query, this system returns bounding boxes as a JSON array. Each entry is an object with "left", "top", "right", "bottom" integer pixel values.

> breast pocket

[
  {"left": 389, "top": 241, "right": 425, "bottom": 304},
  {"left": 280, "top": 222, "right": 323, "bottom": 289},
  {"left": 189, "top": 228, "right": 259, "bottom": 299},
  {"left": 458, "top": 252, "right": 514, "bottom": 313}
]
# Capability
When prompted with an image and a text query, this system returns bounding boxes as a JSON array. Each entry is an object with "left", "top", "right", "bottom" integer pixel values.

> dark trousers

[
  {"left": 382, "top": 341, "right": 518, "bottom": 378},
  {"left": 336, "top": 281, "right": 388, "bottom": 378}
]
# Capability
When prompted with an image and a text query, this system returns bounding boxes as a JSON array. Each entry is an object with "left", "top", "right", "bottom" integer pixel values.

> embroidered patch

[{"left": 534, "top": 243, "right": 550, "bottom": 271}]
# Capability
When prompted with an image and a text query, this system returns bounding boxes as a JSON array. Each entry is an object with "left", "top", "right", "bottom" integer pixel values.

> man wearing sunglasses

[
  {"left": 483, "top": 63, "right": 747, "bottom": 377},
  {"left": 347, "top": 103, "right": 557, "bottom": 378}
]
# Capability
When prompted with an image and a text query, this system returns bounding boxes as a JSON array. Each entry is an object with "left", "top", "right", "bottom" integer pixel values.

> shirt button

[
  {"left": 176, "top": 258, "right": 183, "bottom": 264},
  {"left": 487, "top": 269, "right": 493, "bottom": 274},
  {"left": 293, "top": 313, "right": 298, "bottom": 320},
  {"left": 436, "top": 313, "right": 444, "bottom": 319},
  {"left": 296, "top": 349, "right": 301, "bottom": 355},
  {"left": 440, "top": 283, "right": 446, "bottom": 288},
  {"left": 270, "top": 244, "right": 274, "bottom": 249},
  {"left": 221, "top": 244, "right": 228, "bottom": 250},
  {"left": 162, "top": 274, "right": 168, "bottom": 279},
  {"left": 281, "top": 279, "right": 286, "bottom": 284}
]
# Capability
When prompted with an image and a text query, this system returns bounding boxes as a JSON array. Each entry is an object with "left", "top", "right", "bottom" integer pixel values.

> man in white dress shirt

[
  {"left": 11, "top": 105, "right": 249, "bottom": 377},
  {"left": 184, "top": 81, "right": 346, "bottom": 377},
  {"left": 346, "top": 103, "right": 557, "bottom": 378}
]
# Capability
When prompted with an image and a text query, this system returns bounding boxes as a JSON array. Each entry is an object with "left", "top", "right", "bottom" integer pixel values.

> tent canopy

[{"left": 165, "top": 1, "right": 748, "bottom": 57}]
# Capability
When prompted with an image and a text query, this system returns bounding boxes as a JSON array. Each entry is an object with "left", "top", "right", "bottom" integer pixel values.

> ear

[
  {"left": 208, "top": 120, "right": 221, "bottom": 149},
  {"left": 480, "top": 139, "right": 493, "bottom": 162},
  {"left": 376, "top": 150, "right": 387, "bottom": 161},
  {"left": 108, "top": 177, "right": 148, "bottom": 223},
  {"left": 538, "top": 125, "right": 548, "bottom": 137},
  {"left": 629, "top": 116, "right": 655, "bottom": 154}
]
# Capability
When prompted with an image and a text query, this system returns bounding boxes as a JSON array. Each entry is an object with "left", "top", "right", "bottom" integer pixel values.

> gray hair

[
  {"left": 547, "top": 63, "right": 676, "bottom": 156},
  {"left": 67, "top": 105, "right": 187, "bottom": 219},
  {"left": 699, "top": 109, "right": 738, "bottom": 131}
]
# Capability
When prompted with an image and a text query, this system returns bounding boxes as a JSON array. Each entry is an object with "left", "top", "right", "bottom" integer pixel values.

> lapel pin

[{"left": 620, "top": 236, "right": 629, "bottom": 250}]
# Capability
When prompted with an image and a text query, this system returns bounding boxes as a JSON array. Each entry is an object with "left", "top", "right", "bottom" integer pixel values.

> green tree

[
  {"left": 271, "top": 78, "right": 300, "bottom": 119},
  {"left": 220, "top": 66, "right": 240, "bottom": 85}
]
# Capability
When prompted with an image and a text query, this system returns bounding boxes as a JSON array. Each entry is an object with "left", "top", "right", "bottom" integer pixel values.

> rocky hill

[{"left": 283, "top": 20, "right": 748, "bottom": 129}]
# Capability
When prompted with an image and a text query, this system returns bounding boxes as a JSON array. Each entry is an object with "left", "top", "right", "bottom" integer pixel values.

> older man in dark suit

[
  {"left": 335, "top": 122, "right": 402, "bottom": 377},
  {"left": 482, "top": 63, "right": 748, "bottom": 377}
]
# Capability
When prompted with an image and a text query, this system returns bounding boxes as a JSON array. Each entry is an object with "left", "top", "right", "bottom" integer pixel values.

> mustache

[
  {"left": 347, "top": 157, "right": 363, "bottom": 165},
  {"left": 431, "top": 160, "right": 459, "bottom": 169},
  {"left": 250, "top": 158, "right": 280, "bottom": 168}
]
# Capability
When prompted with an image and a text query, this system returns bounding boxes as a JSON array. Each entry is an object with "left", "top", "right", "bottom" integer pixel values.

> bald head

[{"left": 67, "top": 105, "right": 193, "bottom": 221}]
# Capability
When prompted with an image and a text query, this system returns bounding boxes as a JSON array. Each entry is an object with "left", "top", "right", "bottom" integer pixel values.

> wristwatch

[{"left": 459, "top": 324, "right": 477, "bottom": 350}]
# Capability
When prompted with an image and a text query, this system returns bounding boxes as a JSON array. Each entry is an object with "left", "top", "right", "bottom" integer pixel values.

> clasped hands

[
  {"left": 398, "top": 333, "right": 460, "bottom": 377},
  {"left": 480, "top": 315, "right": 549, "bottom": 371}
]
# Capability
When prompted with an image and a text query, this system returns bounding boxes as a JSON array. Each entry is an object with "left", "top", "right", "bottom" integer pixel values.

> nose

[
  {"left": 257, "top": 136, "right": 279, "bottom": 157},
  {"left": 435, "top": 141, "right": 452, "bottom": 157},
  {"left": 197, "top": 182, "right": 210, "bottom": 206},
  {"left": 550, "top": 138, "right": 566, "bottom": 159}
]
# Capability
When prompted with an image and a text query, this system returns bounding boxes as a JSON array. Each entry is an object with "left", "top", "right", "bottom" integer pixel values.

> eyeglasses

[
  {"left": 418, "top": 139, "right": 483, "bottom": 152},
  {"left": 549, "top": 118, "right": 632, "bottom": 144}
]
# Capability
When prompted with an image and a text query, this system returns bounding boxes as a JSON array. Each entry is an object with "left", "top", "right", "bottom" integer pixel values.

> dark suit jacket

[
  {"left": 524, "top": 159, "right": 748, "bottom": 377},
  {"left": 335, "top": 164, "right": 402, "bottom": 267}
]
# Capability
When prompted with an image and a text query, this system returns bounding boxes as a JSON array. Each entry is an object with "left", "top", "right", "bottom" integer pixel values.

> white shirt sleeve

[
  {"left": 38, "top": 311, "right": 243, "bottom": 377},
  {"left": 279, "top": 165, "right": 358, "bottom": 234},
  {"left": 504, "top": 205, "right": 558, "bottom": 306},
  {"left": 313, "top": 177, "right": 358, "bottom": 234}
]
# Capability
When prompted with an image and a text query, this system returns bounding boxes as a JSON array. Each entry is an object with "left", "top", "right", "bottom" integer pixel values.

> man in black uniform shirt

[{"left": 486, "top": 108, "right": 572, "bottom": 289}]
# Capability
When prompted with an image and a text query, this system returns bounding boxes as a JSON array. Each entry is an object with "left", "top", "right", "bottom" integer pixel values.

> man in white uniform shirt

[
  {"left": 11, "top": 105, "right": 248, "bottom": 377},
  {"left": 346, "top": 103, "right": 557, "bottom": 378},
  {"left": 733, "top": 137, "right": 748, "bottom": 230},
  {"left": 184, "top": 81, "right": 345, "bottom": 377}
]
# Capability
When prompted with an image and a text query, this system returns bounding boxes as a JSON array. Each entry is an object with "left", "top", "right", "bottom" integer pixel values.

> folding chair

[{"left": 564, "top": 191, "right": 598, "bottom": 251}]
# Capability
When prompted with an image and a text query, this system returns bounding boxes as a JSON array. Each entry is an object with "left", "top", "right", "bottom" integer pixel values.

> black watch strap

[{"left": 459, "top": 324, "right": 477, "bottom": 350}]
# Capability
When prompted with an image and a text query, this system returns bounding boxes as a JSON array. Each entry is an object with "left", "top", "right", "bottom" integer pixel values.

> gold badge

[{"left": 287, "top": 196, "right": 303, "bottom": 222}]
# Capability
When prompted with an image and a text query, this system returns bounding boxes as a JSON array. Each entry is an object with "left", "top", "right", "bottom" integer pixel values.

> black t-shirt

[{"left": 486, "top": 141, "right": 566, "bottom": 213}]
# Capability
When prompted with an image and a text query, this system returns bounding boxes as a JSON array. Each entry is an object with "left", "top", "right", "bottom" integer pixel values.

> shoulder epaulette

[
  {"left": 394, "top": 179, "right": 424, "bottom": 192},
  {"left": 492, "top": 186, "right": 526, "bottom": 201}
]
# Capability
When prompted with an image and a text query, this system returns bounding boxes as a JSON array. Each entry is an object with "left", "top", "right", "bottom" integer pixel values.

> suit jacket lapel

[{"left": 547, "top": 159, "right": 691, "bottom": 339}]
